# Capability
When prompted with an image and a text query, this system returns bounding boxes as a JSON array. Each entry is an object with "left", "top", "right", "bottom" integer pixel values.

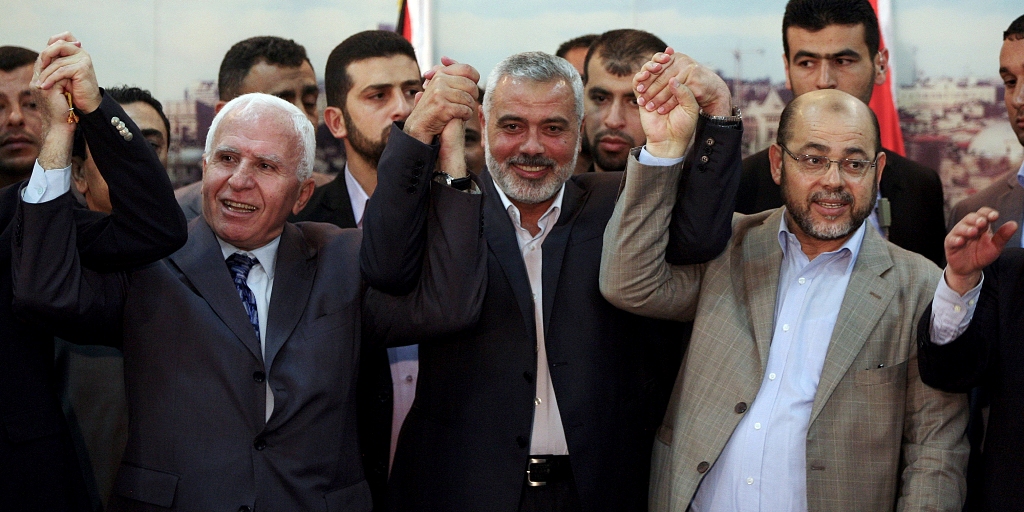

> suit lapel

[
  {"left": 169, "top": 220, "right": 263, "bottom": 363},
  {"left": 480, "top": 170, "right": 537, "bottom": 339},
  {"left": 809, "top": 227, "right": 896, "bottom": 425},
  {"left": 541, "top": 179, "right": 586, "bottom": 335},
  {"left": 743, "top": 209, "right": 785, "bottom": 370},
  {"left": 264, "top": 223, "right": 317, "bottom": 372},
  {"left": 1001, "top": 173, "right": 1024, "bottom": 248}
]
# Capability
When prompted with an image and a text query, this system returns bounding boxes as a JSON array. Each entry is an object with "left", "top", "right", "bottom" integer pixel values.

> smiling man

[
  {"left": 361, "top": 50, "right": 743, "bottom": 511},
  {"left": 734, "top": 0, "right": 946, "bottom": 268},
  {"left": 0, "top": 46, "right": 41, "bottom": 188},
  {"left": 602, "top": 82, "right": 968, "bottom": 510}
]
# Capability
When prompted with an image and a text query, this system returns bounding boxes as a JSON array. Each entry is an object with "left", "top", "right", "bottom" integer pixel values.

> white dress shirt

[
  {"left": 344, "top": 164, "right": 370, "bottom": 229},
  {"left": 21, "top": 161, "right": 72, "bottom": 203},
  {"left": 493, "top": 181, "right": 568, "bottom": 455},
  {"left": 692, "top": 216, "right": 867, "bottom": 512}
]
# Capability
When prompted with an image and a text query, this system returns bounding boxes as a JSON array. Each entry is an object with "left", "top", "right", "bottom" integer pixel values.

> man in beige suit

[{"left": 601, "top": 63, "right": 969, "bottom": 509}]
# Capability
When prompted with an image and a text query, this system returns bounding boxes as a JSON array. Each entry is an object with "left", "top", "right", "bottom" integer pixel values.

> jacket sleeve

[
  {"left": 75, "top": 91, "right": 187, "bottom": 272},
  {"left": 664, "top": 115, "right": 743, "bottom": 265}
]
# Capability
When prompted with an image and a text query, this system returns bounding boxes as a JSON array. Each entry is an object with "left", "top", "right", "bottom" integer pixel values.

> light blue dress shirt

[{"left": 692, "top": 215, "right": 867, "bottom": 512}]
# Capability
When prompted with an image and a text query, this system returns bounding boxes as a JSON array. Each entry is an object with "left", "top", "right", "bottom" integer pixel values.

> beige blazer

[{"left": 599, "top": 157, "right": 969, "bottom": 511}]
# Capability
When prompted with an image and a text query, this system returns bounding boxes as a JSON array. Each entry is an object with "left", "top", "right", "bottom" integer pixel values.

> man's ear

[
  {"left": 783, "top": 53, "right": 793, "bottom": 91},
  {"left": 291, "top": 178, "right": 317, "bottom": 215},
  {"left": 324, "top": 107, "right": 347, "bottom": 140},
  {"left": 874, "top": 150, "right": 886, "bottom": 187},
  {"left": 874, "top": 48, "right": 889, "bottom": 86},
  {"left": 71, "top": 158, "right": 88, "bottom": 195},
  {"left": 769, "top": 143, "right": 784, "bottom": 186}
]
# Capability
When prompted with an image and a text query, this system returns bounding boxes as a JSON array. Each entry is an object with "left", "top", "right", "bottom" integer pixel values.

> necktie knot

[{"left": 227, "top": 253, "right": 258, "bottom": 283}]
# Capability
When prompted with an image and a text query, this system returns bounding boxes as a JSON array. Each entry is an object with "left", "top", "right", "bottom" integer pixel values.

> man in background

[
  {"left": 735, "top": 0, "right": 946, "bottom": 267},
  {"left": 0, "top": 45, "right": 41, "bottom": 188}
]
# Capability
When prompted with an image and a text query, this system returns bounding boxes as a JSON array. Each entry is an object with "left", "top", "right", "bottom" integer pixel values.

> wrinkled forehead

[{"left": 488, "top": 76, "right": 577, "bottom": 118}]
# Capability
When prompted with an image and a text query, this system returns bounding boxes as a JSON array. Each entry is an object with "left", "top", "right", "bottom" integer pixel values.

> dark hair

[
  {"left": 324, "top": 30, "right": 418, "bottom": 108},
  {"left": 782, "top": 0, "right": 881, "bottom": 59},
  {"left": 106, "top": 86, "right": 171, "bottom": 145},
  {"left": 582, "top": 29, "right": 667, "bottom": 83},
  {"left": 1006, "top": 14, "right": 1024, "bottom": 40},
  {"left": 555, "top": 34, "right": 598, "bottom": 59},
  {"left": 0, "top": 46, "right": 37, "bottom": 72},
  {"left": 218, "top": 36, "right": 310, "bottom": 101},
  {"left": 777, "top": 94, "right": 882, "bottom": 153}
]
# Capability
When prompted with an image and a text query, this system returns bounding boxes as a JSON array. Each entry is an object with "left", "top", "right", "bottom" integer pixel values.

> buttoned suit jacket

[
  {"left": 736, "top": 147, "right": 948, "bottom": 266},
  {"left": 360, "top": 121, "right": 742, "bottom": 512},
  {"left": 599, "top": 163, "right": 970, "bottom": 511},
  {"left": 288, "top": 170, "right": 394, "bottom": 510},
  {"left": 947, "top": 171, "right": 1024, "bottom": 248},
  {"left": 918, "top": 248, "right": 1024, "bottom": 511},
  {"left": 0, "top": 93, "right": 185, "bottom": 511},
  {"left": 13, "top": 180, "right": 483, "bottom": 510}
]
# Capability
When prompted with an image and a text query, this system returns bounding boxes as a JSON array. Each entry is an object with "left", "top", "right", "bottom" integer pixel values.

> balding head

[{"left": 778, "top": 89, "right": 881, "bottom": 153}]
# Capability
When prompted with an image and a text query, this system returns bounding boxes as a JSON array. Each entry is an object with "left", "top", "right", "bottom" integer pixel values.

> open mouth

[{"left": 222, "top": 199, "right": 257, "bottom": 213}]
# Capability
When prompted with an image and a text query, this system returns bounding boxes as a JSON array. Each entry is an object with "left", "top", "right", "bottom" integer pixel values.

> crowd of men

[{"left": 1, "top": 0, "right": 1023, "bottom": 510}]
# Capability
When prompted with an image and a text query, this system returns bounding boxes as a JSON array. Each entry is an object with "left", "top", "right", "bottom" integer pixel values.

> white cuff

[
  {"left": 638, "top": 147, "right": 685, "bottom": 167},
  {"left": 929, "top": 269, "right": 983, "bottom": 346},
  {"left": 21, "top": 160, "right": 72, "bottom": 203}
]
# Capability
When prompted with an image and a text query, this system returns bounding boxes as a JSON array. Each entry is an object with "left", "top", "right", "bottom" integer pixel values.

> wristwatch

[{"left": 433, "top": 171, "right": 473, "bottom": 191}]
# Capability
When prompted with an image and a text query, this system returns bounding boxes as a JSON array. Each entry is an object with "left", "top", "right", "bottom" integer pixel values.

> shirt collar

[
  {"left": 777, "top": 209, "right": 867, "bottom": 273},
  {"left": 1015, "top": 158, "right": 1024, "bottom": 189},
  {"left": 217, "top": 234, "right": 281, "bottom": 280},
  {"left": 492, "top": 180, "right": 566, "bottom": 235},
  {"left": 344, "top": 163, "right": 371, "bottom": 228}
]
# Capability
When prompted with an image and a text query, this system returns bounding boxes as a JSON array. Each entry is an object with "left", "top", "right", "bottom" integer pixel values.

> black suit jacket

[
  {"left": 361, "top": 122, "right": 741, "bottom": 512},
  {"left": 735, "top": 146, "right": 947, "bottom": 266},
  {"left": 0, "top": 94, "right": 186, "bottom": 510},
  {"left": 287, "top": 170, "right": 394, "bottom": 510},
  {"left": 918, "top": 248, "right": 1024, "bottom": 512}
]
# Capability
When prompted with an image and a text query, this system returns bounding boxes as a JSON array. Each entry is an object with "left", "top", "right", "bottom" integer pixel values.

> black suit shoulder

[
  {"left": 736, "top": 148, "right": 779, "bottom": 214},
  {"left": 290, "top": 175, "right": 357, "bottom": 229}
]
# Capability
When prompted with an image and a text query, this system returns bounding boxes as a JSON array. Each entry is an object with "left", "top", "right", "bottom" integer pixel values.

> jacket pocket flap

[
  {"left": 325, "top": 479, "right": 372, "bottom": 512},
  {"left": 113, "top": 463, "right": 179, "bottom": 508},
  {"left": 3, "top": 407, "right": 60, "bottom": 443}
]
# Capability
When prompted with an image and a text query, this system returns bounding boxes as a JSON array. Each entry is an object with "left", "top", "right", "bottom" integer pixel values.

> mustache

[
  {"left": 591, "top": 128, "right": 636, "bottom": 146},
  {"left": 0, "top": 129, "right": 38, "bottom": 145},
  {"left": 506, "top": 154, "right": 557, "bottom": 167},
  {"left": 809, "top": 190, "right": 854, "bottom": 203}
]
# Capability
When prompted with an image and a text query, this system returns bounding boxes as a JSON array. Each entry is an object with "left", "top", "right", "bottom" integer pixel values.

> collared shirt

[
  {"left": 22, "top": 161, "right": 72, "bottom": 203},
  {"left": 929, "top": 271, "right": 984, "bottom": 346},
  {"left": 344, "top": 164, "right": 370, "bottom": 228},
  {"left": 493, "top": 181, "right": 568, "bottom": 456},
  {"left": 218, "top": 236, "right": 281, "bottom": 423},
  {"left": 692, "top": 215, "right": 867, "bottom": 512}
]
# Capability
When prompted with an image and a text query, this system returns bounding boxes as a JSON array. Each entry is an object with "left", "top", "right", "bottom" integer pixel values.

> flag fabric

[
  {"left": 868, "top": 0, "right": 906, "bottom": 155},
  {"left": 396, "top": 0, "right": 434, "bottom": 73}
]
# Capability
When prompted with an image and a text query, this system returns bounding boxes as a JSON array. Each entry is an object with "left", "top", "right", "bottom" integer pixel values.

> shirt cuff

[
  {"left": 638, "top": 147, "right": 685, "bottom": 167},
  {"left": 929, "top": 269, "right": 983, "bottom": 346},
  {"left": 21, "top": 160, "right": 72, "bottom": 204}
]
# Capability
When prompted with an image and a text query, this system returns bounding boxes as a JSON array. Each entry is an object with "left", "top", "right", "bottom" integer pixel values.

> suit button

[
  {"left": 378, "top": 391, "right": 392, "bottom": 403},
  {"left": 734, "top": 402, "right": 747, "bottom": 414},
  {"left": 516, "top": 436, "right": 528, "bottom": 448},
  {"left": 239, "top": 507, "right": 252, "bottom": 512},
  {"left": 697, "top": 461, "right": 710, "bottom": 473},
  {"left": 705, "top": 138, "right": 715, "bottom": 146},
  {"left": 700, "top": 155, "right": 709, "bottom": 163},
  {"left": 254, "top": 436, "right": 266, "bottom": 450},
  {"left": 252, "top": 371, "right": 265, "bottom": 383},
  {"left": 406, "top": 185, "right": 417, "bottom": 194},
  {"left": 111, "top": 116, "right": 120, "bottom": 126},
  {"left": 523, "top": 371, "right": 534, "bottom": 383}
]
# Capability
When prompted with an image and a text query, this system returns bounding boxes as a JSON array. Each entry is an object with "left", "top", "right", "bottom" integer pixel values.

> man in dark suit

[
  {"left": 291, "top": 31, "right": 427, "bottom": 505},
  {"left": 13, "top": 86, "right": 484, "bottom": 510},
  {"left": 0, "top": 45, "right": 42, "bottom": 188},
  {"left": 361, "top": 50, "right": 741, "bottom": 511},
  {"left": 176, "top": 36, "right": 325, "bottom": 220},
  {"left": 918, "top": 16, "right": 1024, "bottom": 511},
  {"left": 734, "top": 0, "right": 946, "bottom": 267},
  {"left": 1, "top": 34, "right": 186, "bottom": 510}
]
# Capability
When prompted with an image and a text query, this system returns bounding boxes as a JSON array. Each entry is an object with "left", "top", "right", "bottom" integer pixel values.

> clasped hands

[{"left": 404, "top": 57, "right": 480, "bottom": 179}]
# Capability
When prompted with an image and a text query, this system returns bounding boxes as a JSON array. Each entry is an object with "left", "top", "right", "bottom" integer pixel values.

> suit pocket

[
  {"left": 2, "top": 406, "right": 61, "bottom": 443},
  {"left": 112, "top": 463, "right": 179, "bottom": 508},
  {"left": 854, "top": 360, "right": 907, "bottom": 386},
  {"left": 325, "top": 479, "right": 372, "bottom": 512}
]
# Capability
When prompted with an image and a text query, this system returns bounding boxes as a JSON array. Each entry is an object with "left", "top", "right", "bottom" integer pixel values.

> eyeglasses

[{"left": 778, "top": 144, "right": 878, "bottom": 180}]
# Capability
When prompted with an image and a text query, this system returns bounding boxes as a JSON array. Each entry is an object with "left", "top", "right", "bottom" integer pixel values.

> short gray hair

[
  {"left": 483, "top": 52, "right": 584, "bottom": 122},
  {"left": 204, "top": 93, "right": 316, "bottom": 181}
]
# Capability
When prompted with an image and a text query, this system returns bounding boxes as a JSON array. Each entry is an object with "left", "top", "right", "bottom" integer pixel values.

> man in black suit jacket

[
  {"left": 1, "top": 35, "right": 186, "bottom": 510},
  {"left": 361, "top": 51, "right": 741, "bottom": 511},
  {"left": 733, "top": 0, "right": 946, "bottom": 267},
  {"left": 13, "top": 88, "right": 484, "bottom": 511}
]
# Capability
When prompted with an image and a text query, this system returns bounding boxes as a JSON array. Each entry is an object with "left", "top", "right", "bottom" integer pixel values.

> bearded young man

[{"left": 359, "top": 50, "right": 743, "bottom": 511}]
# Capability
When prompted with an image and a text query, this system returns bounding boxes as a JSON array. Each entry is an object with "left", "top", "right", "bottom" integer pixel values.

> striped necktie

[{"left": 226, "top": 253, "right": 260, "bottom": 340}]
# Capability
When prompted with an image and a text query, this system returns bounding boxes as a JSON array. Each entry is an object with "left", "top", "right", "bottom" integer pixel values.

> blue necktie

[{"left": 226, "top": 253, "right": 260, "bottom": 340}]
